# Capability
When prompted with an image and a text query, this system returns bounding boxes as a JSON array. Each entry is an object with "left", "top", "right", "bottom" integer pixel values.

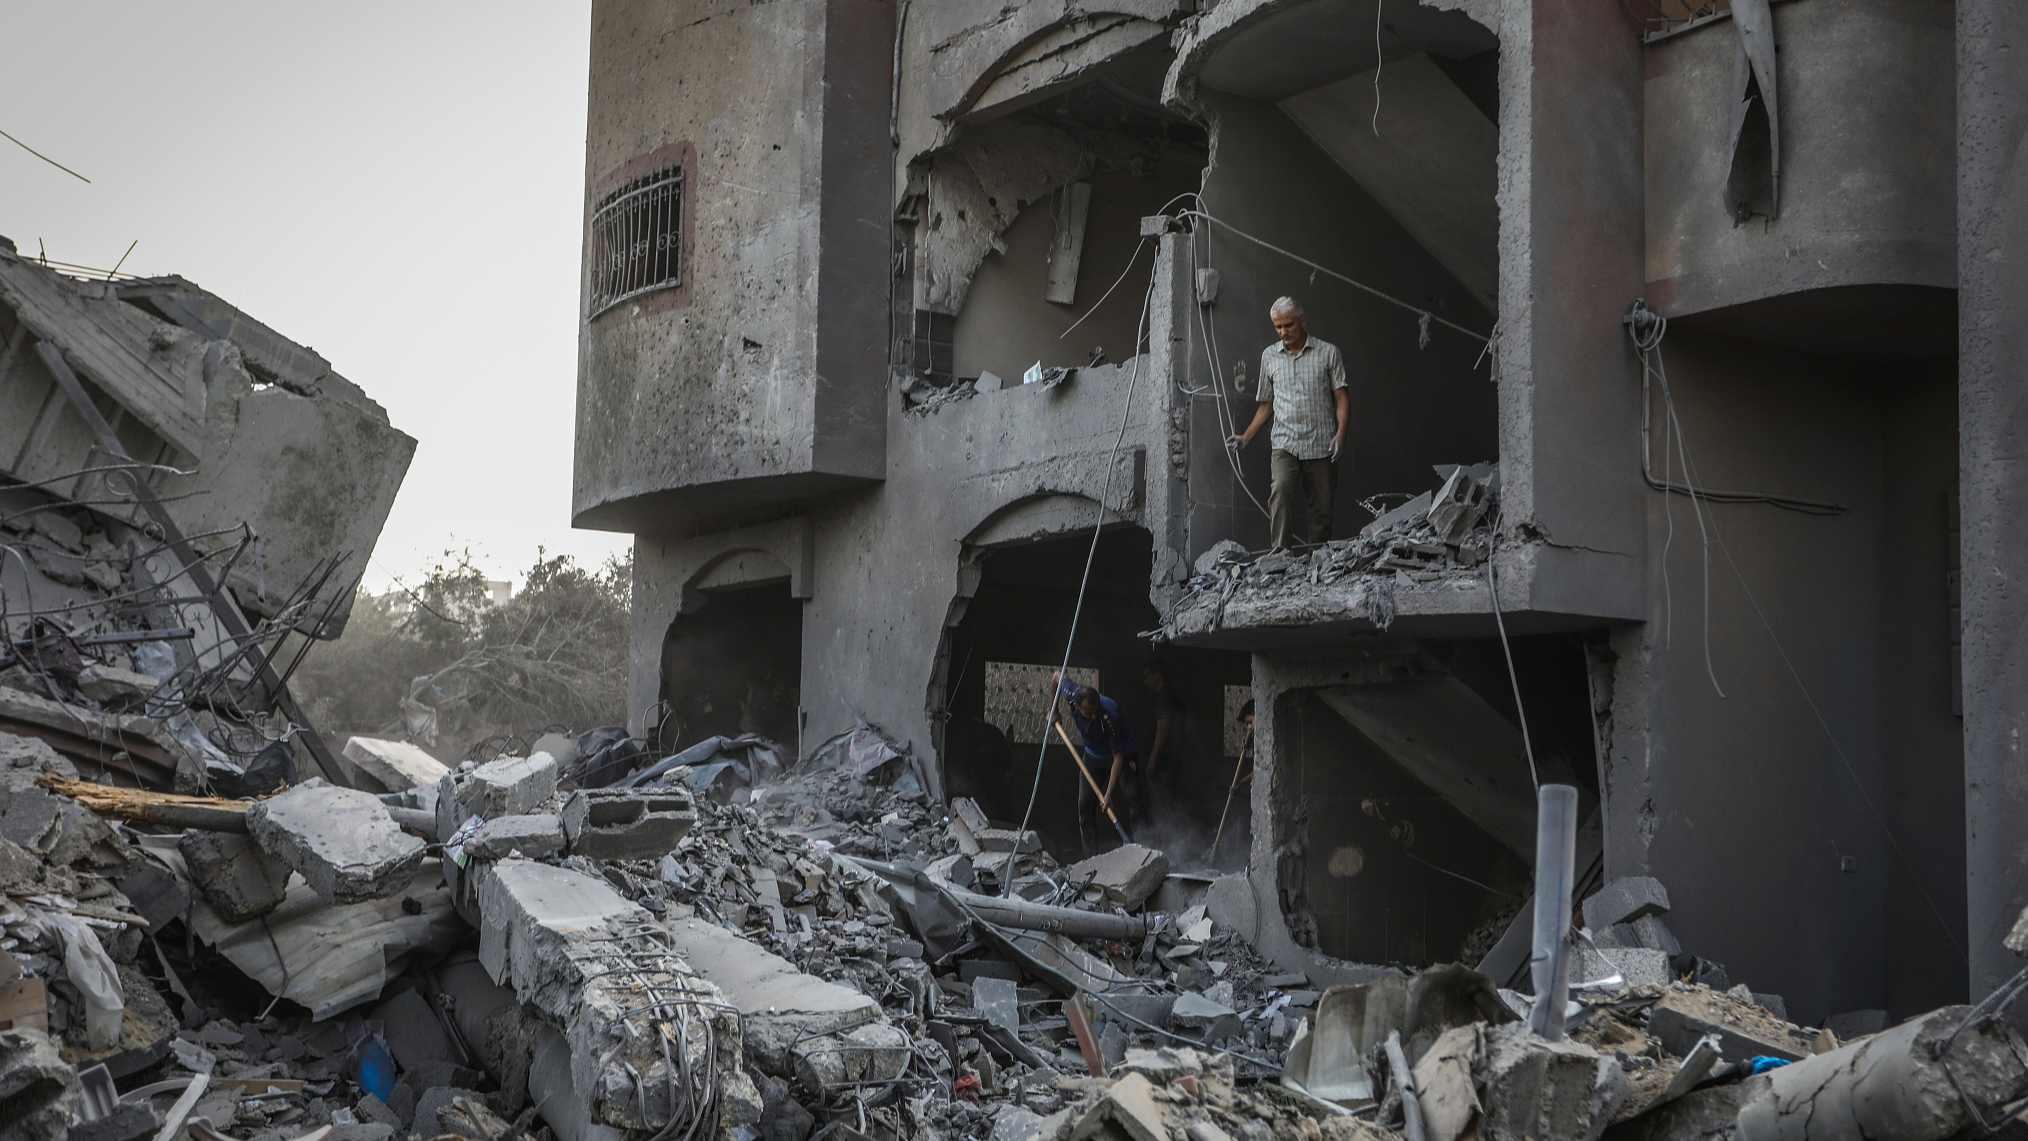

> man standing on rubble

[
  {"left": 1052, "top": 671, "right": 1140, "bottom": 857},
  {"left": 1227, "top": 297, "right": 1350, "bottom": 548}
]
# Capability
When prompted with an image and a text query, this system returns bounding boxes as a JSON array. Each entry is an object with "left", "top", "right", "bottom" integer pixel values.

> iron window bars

[{"left": 589, "top": 165, "right": 684, "bottom": 318}]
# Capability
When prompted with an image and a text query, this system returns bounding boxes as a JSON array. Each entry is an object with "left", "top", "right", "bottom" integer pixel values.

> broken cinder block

[
  {"left": 561, "top": 787, "right": 696, "bottom": 860},
  {"left": 1065, "top": 843, "right": 1170, "bottom": 910},
  {"left": 463, "top": 753, "right": 559, "bottom": 819},
  {"left": 245, "top": 781, "right": 426, "bottom": 903}
]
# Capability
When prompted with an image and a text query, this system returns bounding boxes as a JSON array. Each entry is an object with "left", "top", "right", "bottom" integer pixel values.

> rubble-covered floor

[{"left": 0, "top": 701, "right": 2021, "bottom": 1141}]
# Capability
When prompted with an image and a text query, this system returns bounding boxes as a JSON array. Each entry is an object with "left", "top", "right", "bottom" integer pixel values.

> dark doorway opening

[
  {"left": 660, "top": 583, "right": 802, "bottom": 752},
  {"left": 937, "top": 525, "right": 1249, "bottom": 866}
]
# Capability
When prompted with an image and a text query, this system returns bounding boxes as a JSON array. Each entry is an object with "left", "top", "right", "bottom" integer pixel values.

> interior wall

[
  {"left": 1621, "top": 329, "right": 1900, "bottom": 1026},
  {"left": 1185, "top": 88, "right": 1499, "bottom": 556},
  {"left": 1878, "top": 356, "right": 1967, "bottom": 1016},
  {"left": 659, "top": 583, "right": 803, "bottom": 751},
  {"left": 954, "top": 154, "right": 1201, "bottom": 385},
  {"left": 1278, "top": 687, "right": 1524, "bottom": 965},
  {"left": 938, "top": 527, "right": 1250, "bottom": 861}
]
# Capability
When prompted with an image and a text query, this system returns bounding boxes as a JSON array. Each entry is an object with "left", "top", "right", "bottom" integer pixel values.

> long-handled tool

[
  {"left": 1206, "top": 727, "right": 1252, "bottom": 862},
  {"left": 1051, "top": 712, "right": 1132, "bottom": 845}
]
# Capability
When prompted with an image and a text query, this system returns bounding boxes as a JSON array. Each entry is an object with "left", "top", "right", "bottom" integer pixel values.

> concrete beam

[{"left": 1959, "top": 0, "right": 2028, "bottom": 1014}]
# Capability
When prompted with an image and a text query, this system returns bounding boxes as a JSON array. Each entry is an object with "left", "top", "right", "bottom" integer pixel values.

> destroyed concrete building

[
  {"left": 0, "top": 236, "right": 415, "bottom": 789},
  {"left": 573, "top": 0, "right": 2027, "bottom": 1037}
]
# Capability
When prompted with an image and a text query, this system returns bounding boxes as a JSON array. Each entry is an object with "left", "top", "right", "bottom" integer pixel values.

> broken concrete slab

[
  {"left": 245, "top": 781, "right": 426, "bottom": 903},
  {"left": 1064, "top": 844, "right": 1170, "bottom": 910},
  {"left": 1172, "top": 991, "right": 1237, "bottom": 1029},
  {"left": 1581, "top": 877, "right": 1670, "bottom": 929},
  {"left": 0, "top": 1028, "right": 80, "bottom": 1139},
  {"left": 472, "top": 862, "right": 757, "bottom": 1137},
  {"left": 464, "top": 814, "right": 565, "bottom": 861},
  {"left": 1065, "top": 1071, "right": 1167, "bottom": 1141},
  {"left": 665, "top": 914, "right": 881, "bottom": 1069},
  {"left": 1647, "top": 989, "right": 1811, "bottom": 1064},
  {"left": 475, "top": 860, "right": 647, "bottom": 1011},
  {"left": 561, "top": 788, "right": 696, "bottom": 860},
  {"left": 974, "top": 975, "right": 1019, "bottom": 1036},
  {"left": 342, "top": 737, "right": 451, "bottom": 792},
  {"left": 179, "top": 830, "right": 291, "bottom": 922},
  {"left": 462, "top": 753, "right": 559, "bottom": 819},
  {"left": 72, "top": 664, "right": 157, "bottom": 704}
]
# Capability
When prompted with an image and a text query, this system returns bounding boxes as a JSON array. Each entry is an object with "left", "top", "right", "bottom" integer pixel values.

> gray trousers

[{"left": 1270, "top": 449, "right": 1337, "bottom": 548}]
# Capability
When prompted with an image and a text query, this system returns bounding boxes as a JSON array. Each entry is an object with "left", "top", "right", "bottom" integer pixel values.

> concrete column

[
  {"left": 1959, "top": 0, "right": 2028, "bottom": 1006},
  {"left": 1492, "top": 0, "right": 1647, "bottom": 559}
]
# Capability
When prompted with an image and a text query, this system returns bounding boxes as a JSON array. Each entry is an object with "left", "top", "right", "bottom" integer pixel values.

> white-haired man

[{"left": 1227, "top": 297, "right": 1349, "bottom": 548}]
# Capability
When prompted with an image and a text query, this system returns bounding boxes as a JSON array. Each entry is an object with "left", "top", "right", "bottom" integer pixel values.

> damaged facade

[{"left": 576, "top": 0, "right": 2015, "bottom": 1033}]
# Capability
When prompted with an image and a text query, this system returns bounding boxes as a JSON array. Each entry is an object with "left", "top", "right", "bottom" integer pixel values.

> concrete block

[
  {"left": 73, "top": 664, "right": 157, "bottom": 704},
  {"left": 465, "top": 753, "right": 559, "bottom": 818},
  {"left": 1629, "top": 914, "right": 1681, "bottom": 957},
  {"left": 1119, "top": 1045, "right": 1208, "bottom": 1082},
  {"left": 0, "top": 1029, "right": 81, "bottom": 1139},
  {"left": 1578, "top": 946, "right": 1670, "bottom": 990},
  {"left": 465, "top": 814, "right": 565, "bottom": 860},
  {"left": 1581, "top": 876, "right": 1670, "bottom": 929},
  {"left": 178, "top": 830, "right": 292, "bottom": 922},
  {"left": 561, "top": 787, "right": 697, "bottom": 860},
  {"left": 1171, "top": 991, "right": 1236, "bottom": 1029},
  {"left": 343, "top": 737, "right": 451, "bottom": 792},
  {"left": 1479, "top": 1022, "right": 1616, "bottom": 1141},
  {"left": 245, "top": 782, "right": 425, "bottom": 903},
  {"left": 1065, "top": 1071, "right": 1166, "bottom": 1141},
  {"left": 1065, "top": 844, "right": 1171, "bottom": 910},
  {"left": 973, "top": 975, "right": 1019, "bottom": 1036}
]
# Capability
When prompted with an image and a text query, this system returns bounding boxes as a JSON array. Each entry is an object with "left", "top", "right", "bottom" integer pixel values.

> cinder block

[
  {"left": 463, "top": 753, "right": 559, "bottom": 819},
  {"left": 561, "top": 788, "right": 696, "bottom": 860},
  {"left": 1581, "top": 876, "right": 1670, "bottom": 929}
]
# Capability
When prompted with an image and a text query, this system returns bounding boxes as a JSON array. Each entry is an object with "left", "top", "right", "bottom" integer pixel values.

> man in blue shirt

[{"left": 1054, "top": 672, "right": 1140, "bottom": 857}]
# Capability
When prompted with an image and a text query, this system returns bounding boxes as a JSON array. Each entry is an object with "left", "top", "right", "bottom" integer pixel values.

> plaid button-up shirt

[{"left": 1256, "top": 335, "right": 1348, "bottom": 460}]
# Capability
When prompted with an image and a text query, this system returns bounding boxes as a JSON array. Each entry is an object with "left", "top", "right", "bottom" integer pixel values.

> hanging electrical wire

[{"left": 1004, "top": 265, "right": 1163, "bottom": 895}]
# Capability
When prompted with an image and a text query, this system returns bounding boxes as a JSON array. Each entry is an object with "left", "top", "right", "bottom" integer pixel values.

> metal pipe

[
  {"left": 1528, "top": 784, "right": 1579, "bottom": 1041},
  {"left": 1384, "top": 1029, "right": 1429, "bottom": 1141}
]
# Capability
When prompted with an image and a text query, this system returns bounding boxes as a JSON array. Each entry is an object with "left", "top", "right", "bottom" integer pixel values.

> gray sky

[{"left": 1, "top": 2, "right": 626, "bottom": 593}]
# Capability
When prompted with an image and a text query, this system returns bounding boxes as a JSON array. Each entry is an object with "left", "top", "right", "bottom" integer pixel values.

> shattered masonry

[{"left": 2, "top": 0, "right": 2026, "bottom": 1139}]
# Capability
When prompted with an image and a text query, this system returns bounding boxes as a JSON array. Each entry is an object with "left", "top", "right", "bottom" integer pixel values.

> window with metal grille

[{"left": 588, "top": 165, "right": 684, "bottom": 317}]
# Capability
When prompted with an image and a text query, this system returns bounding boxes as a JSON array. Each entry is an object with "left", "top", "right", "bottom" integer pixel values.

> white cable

[{"left": 1004, "top": 269, "right": 1161, "bottom": 892}]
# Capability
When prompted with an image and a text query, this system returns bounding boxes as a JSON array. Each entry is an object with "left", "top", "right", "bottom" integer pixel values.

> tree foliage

[{"left": 294, "top": 548, "right": 632, "bottom": 741}]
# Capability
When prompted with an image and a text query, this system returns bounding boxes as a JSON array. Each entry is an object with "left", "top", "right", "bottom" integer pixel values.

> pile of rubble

[
  {"left": 0, "top": 712, "right": 2024, "bottom": 1141},
  {"left": 1178, "top": 464, "right": 1499, "bottom": 632}
]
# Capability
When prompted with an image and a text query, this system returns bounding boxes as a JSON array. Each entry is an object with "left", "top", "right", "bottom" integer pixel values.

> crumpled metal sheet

[
  {"left": 1726, "top": 0, "right": 1781, "bottom": 221},
  {"left": 187, "top": 858, "right": 464, "bottom": 1019}
]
